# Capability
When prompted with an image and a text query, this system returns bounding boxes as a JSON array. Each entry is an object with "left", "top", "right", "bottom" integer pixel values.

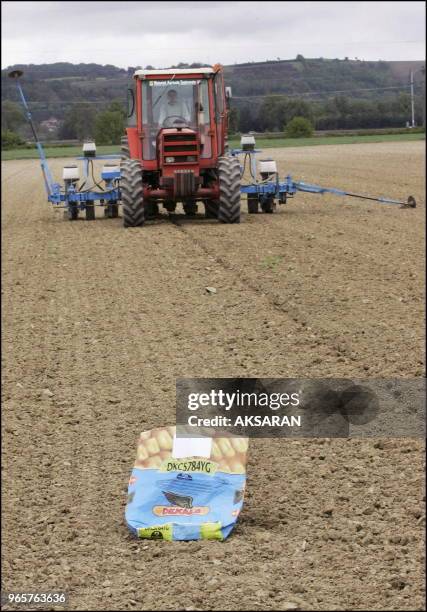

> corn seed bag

[{"left": 125, "top": 426, "right": 248, "bottom": 541}]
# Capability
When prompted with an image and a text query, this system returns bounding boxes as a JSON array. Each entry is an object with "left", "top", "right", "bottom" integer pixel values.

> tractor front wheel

[
  {"left": 184, "top": 201, "right": 198, "bottom": 216},
  {"left": 145, "top": 202, "right": 159, "bottom": 219},
  {"left": 121, "top": 159, "right": 145, "bottom": 227},
  {"left": 217, "top": 156, "right": 241, "bottom": 224}
]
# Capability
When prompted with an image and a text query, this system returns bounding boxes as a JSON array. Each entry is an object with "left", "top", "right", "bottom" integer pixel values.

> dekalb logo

[{"left": 152, "top": 505, "right": 210, "bottom": 517}]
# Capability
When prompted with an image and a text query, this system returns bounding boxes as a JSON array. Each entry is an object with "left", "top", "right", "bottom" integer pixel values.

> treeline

[
  {"left": 230, "top": 92, "right": 424, "bottom": 133},
  {"left": 2, "top": 91, "right": 424, "bottom": 149},
  {"left": 225, "top": 56, "right": 401, "bottom": 98},
  {"left": 1, "top": 57, "right": 424, "bottom": 146},
  {"left": 2, "top": 99, "right": 126, "bottom": 147}
]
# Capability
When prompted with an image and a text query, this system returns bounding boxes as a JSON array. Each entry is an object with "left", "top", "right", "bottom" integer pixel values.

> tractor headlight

[
  {"left": 165, "top": 156, "right": 175, "bottom": 163},
  {"left": 187, "top": 156, "right": 196, "bottom": 162}
]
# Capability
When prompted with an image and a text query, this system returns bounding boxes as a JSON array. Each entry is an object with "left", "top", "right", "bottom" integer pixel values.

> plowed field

[{"left": 2, "top": 141, "right": 425, "bottom": 610}]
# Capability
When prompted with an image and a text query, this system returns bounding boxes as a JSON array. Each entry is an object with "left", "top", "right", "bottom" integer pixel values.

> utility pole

[
  {"left": 410, "top": 70, "right": 415, "bottom": 128},
  {"left": 410, "top": 66, "right": 425, "bottom": 128}
]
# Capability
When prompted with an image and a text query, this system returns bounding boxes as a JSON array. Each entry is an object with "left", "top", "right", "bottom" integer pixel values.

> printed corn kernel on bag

[{"left": 125, "top": 426, "right": 248, "bottom": 541}]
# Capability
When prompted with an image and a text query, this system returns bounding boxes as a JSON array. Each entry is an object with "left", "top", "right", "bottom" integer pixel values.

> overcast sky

[{"left": 2, "top": 1, "right": 425, "bottom": 69}]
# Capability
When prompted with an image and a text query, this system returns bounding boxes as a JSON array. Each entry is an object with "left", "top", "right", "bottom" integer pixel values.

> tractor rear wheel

[
  {"left": 121, "top": 135, "right": 130, "bottom": 160},
  {"left": 217, "top": 156, "right": 241, "bottom": 224},
  {"left": 205, "top": 201, "right": 218, "bottom": 218},
  {"left": 121, "top": 159, "right": 145, "bottom": 227}
]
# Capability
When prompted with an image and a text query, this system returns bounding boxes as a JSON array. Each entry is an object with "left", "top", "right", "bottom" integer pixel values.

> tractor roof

[{"left": 134, "top": 67, "right": 215, "bottom": 78}]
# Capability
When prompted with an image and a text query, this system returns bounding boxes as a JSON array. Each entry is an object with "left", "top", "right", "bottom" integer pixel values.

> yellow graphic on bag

[
  {"left": 134, "top": 426, "right": 248, "bottom": 474},
  {"left": 137, "top": 524, "right": 173, "bottom": 541},
  {"left": 200, "top": 522, "right": 224, "bottom": 541}
]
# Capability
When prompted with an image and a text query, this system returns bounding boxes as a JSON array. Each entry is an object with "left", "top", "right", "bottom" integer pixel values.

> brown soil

[{"left": 2, "top": 141, "right": 425, "bottom": 611}]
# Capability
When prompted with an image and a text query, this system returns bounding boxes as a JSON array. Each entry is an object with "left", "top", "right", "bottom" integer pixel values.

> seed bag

[{"left": 125, "top": 426, "right": 248, "bottom": 541}]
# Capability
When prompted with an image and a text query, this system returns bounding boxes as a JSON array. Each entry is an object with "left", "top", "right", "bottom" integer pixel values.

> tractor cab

[
  {"left": 125, "top": 66, "right": 227, "bottom": 169},
  {"left": 141, "top": 75, "right": 211, "bottom": 161},
  {"left": 121, "top": 65, "right": 241, "bottom": 227}
]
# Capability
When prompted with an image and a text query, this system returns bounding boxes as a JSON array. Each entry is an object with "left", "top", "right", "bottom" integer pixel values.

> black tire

[
  {"left": 247, "top": 195, "right": 259, "bottom": 214},
  {"left": 67, "top": 204, "right": 78, "bottom": 220},
  {"left": 261, "top": 196, "right": 276, "bottom": 214},
  {"left": 85, "top": 203, "right": 95, "bottom": 220},
  {"left": 120, "top": 159, "right": 145, "bottom": 227},
  {"left": 121, "top": 135, "right": 130, "bottom": 161},
  {"left": 145, "top": 202, "right": 159, "bottom": 219},
  {"left": 164, "top": 201, "right": 177, "bottom": 213},
  {"left": 104, "top": 201, "right": 119, "bottom": 218},
  {"left": 183, "top": 201, "right": 197, "bottom": 216},
  {"left": 205, "top": 200, "right": 218, "bottom": 219},
  {"left": 217, "top": 156, "right": 241, "bottom": 224}
]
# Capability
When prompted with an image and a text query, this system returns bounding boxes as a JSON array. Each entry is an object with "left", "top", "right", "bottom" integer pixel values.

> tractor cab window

[{"left": 141, "top": 79, "right": 211, "bottom": 159}]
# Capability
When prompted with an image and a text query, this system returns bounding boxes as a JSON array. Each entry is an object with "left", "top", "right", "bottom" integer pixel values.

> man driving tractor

[{"left": 157, "top": 89, "right": 192, "bottom": 126}]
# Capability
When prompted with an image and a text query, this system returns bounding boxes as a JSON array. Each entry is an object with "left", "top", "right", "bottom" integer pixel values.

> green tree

[
  {"left": 1, "top": 101, "right": 25, "bottom": 132},
  {"left": 59, "top": 103, "right": 96, "bottom": 140},
  {"left": 2, "top": 129, "right": 25, "bottom": 149},
  {"left": 94, "top": 110, "right": 124, "bottom": 145},
  {"left": 227, "top": 107, "right": 240, "bottom": 134},
  {"left": 238, "top": 106, "right": 254, "bottom": 132},
  {"left": 285, "top": 116, "right": 313, "bottom": 138},
  {"left": 258, "top": 96, "right": 313, "bottom": 131},
  {"left": 108, "top": 100, "right": 126, "bottom": 117}
]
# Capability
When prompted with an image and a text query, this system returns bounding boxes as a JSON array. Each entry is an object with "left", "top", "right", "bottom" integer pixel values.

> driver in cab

[{"left": 157, "top": 89, "right": 191, "bottom": 127}]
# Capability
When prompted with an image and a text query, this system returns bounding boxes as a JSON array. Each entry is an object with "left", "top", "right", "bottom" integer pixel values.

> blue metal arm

[
  {"left": 231, "top": 148, "right": 414, "bottom": 208},
  {"left": 14, "top": 80, "right": 57, "bottom": 197},
  {"left": 293, "top": 180, "right": 409, "bottom": 206}
]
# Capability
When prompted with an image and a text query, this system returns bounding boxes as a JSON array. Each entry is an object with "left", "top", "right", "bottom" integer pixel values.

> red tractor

[{"left": 120, "top": 64, "right": 241, "bottom": 227}]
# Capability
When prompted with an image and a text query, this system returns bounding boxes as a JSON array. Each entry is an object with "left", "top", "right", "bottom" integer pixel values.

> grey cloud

[{"left": 2, "top": 1, "right": 425, "bottom": 68}]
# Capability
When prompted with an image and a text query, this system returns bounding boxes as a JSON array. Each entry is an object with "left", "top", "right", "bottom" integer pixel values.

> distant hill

[
  {"left": 224, "top": 58, "right": 424, "bottom": 99},
  {"left": 1, "top": 57, "right": 424, "bottom": 130}
]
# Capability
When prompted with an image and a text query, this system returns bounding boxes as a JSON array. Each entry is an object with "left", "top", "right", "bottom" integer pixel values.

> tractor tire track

[{"left": 179, "top": 141, "right": 425, "bottom": 377}]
